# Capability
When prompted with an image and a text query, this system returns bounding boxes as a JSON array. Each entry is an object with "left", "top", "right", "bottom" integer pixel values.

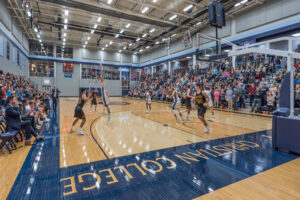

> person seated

[{"left": 5, "top": 95, "right": 44, "bottom": 145}]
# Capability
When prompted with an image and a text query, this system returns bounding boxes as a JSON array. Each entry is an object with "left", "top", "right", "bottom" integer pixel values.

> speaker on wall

[{"left": 208, "top": 1, "right": 226, "bottom": 28}]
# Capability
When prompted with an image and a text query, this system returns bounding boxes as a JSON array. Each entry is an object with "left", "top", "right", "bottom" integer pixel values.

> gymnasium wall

[{"left": 0, "top": 0, "right": 29, "bottom": 77}]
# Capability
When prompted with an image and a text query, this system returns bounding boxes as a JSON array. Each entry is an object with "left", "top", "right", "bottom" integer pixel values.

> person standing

[
  {"left": 193, "top": 84, "right": 209, "bottom": 133},
  {"left": 51, "top": 85, "right": 61, "bottom": 111}
]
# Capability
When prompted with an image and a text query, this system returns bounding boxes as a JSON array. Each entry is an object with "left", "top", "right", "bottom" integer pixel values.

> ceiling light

[
  {"left": 120, "top": 29, "right": 124, "bottom": 33},
  {"left": 141, "top": 7, "right": 149, "bottom": 14},
  {"left": 162, "top": 38, "right": 166, "bottom": 42},
  {"left": 63, "top": 33, "right": 67, "bottom": 37},
  {"left": 139, "top": 49, "right": 143, "bottom": 52},
  {"left": 153, "top": 0, "right": 157, "bottom": 2},
  {"left": 134, "top": 52, "right": 137, "bottom": 54},
  {"left": 292, "top": 33, "right": 300, "bottom": 37},
  {"left": 142, "top": 33, "right": 147, "bottom": 38},
  {"left": 186, "top": 57, "right": 191, "bottom": 59},
  {"left": 37, "top": 34, "right": 40, "bottom": 38},
  {"left": 63, "top": 42, "right": 66, "bottom": 45},
  {"left": 224, "top": 49, "right": 231, "bottom": 52},
  {"left": 146, "top": 46, "right": 150, "bottom": 49},
  {"left": 93, "top": 24, "right": 98, "bottom": 29},
  {"left": 169, "top": 14, "right": 177, "bottom": 21},
  {"left": 196, "top": 21, "right": 202, "bottom": 26},
  {"left": 109, "top": 41, "right": 113, "bottom": 45},
  {"left": 64, "top": 25, "right": 67, "bottom": 30},
  {"left": 97, "top": 17, "right": 102, "bottom": 22},
  {"left": 241, "top": 0, "right": 248, "bottom": 4},
  {"left": 155, "top": 41, "right": 160, "bottom": 44},
  {"left": 149, "top": 28, "right": 155, "bottom": 33},
  {"left": 171, "top": 34, "right": 176, "bottom": 37},
  {"left": 126, "top": 23, "right": 131, "bottom": 28},
  {"left": 39, "top": 39, "right": 42, "bottom": 43},
  {"left": 27, "top": 11, "right": 31, "bottom": 17},
  {"left": 65, "top": 10, "right": 69, "bottom": 16},
  {"left": 64, "top": 19, "right": 68, "bottom": 23},
  {"left": 87, "top": 36, "right": 90, "bottom": 40},
  {"left": 34, "top": 28, "right": 38, "bottom": 32},
  {"left": 107, "top": 0, "right": 113, "bottom": 4},
  {"left": 119, "top": 50, "right": 122, "bottom": 53},
  {"left": 91, "top": 30, "right": 95, "bottom": 34},
  {"left": 63, "top": 38, "right": 66, "bottom": 42},
  {"left": 41, "top": 44, "right": 43, "bottom": 46},
  {"left": 123, "top": 46, "right": 126, "bottom": 50},
  {"left": 183, "top": 5, "right": 193, "bottom": 12},
  {"left": 83, "top": 45, "right": 86, "bottom": 48},
  {"left": 129, "top": 43, "right": 133, "bottom": 47},
  {"left": 205, "top": 54, "right": 210, "bottom": 57},
  {"left": 85, "top": 41, "right": 88, "bottom": 45},
  {"left": 105, "top": 44, "right": 108, "bottom": 47},
  {"left": 136, "top": 38, "right": 141, "bottom": 41},
  {"left": 115, "top": 34, "right": 119, "bottom": 38},
  {"left": 235, "top": 2, "right": 241, "bottom": 7},
  {"left": 102, "top": 48, "right": 105, "bottom": 50}
]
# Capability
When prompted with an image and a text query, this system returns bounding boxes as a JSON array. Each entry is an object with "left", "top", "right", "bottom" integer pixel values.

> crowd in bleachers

[
  {"left": 0, "top": 70, "right": 51, "bottom": 151},
  {"left": 129, "top": 53, "right": 300, "bottom": 114}
]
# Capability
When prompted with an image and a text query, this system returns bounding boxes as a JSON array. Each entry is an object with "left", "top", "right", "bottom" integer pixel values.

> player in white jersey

[
  {"left": 146, "top": 90, "right": 151, "bottom": 113},
  {"left": 97, "top": 64, "right": 112, "bottom": 121},
  {"left": 171, "top": 87, "right": 184, "bottom": 123},
  {"left": 205, "top": 87, "right": 215, "bottom": 120}
]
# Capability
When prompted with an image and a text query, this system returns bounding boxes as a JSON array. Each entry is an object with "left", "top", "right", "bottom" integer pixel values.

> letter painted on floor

[
  {"left": 99, "top": 168, "right": 119, "bottom": 184},
  {"left": 174, "top": 153, "right": 200, "bottom": 164},
  {"left": 61, "top": 176, "right": 77, "bottom": 196},
  {"left": 156, "top": 157, "right": 177, "bottom": 169},
  {"left": 126, "top": 163, "right": 147, "bottom": 176},
  {"left": 114, "top": 166, "right": 134, "bottom": 179},
  {"left": 141, "top": 160, "right": 163, "bottom": 173},
  {"left": 78, "top": 173, "right": 101, "bottom": 191},
  {"left": 187, "top": 150, "right": 209, "bottom": 159}
]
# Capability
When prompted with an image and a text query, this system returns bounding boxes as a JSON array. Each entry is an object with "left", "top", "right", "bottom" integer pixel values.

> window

[
  {"left": 56, "top": 46, "right": 73, "bottom": 58},
  {"left": 17, "top": 50, "right": 20, "bottom": 66},
  {"left": 29, "top": 60, "right": 54, "bottom": 77},
  {"left": 81, "top": 65, "right": 120, "bottom": 80},
  {"left": 6, "top": 41, "right": 10, "bottom": 60},
  {"left": 29, "top": 40, "right": 54, "bottom": 57}
]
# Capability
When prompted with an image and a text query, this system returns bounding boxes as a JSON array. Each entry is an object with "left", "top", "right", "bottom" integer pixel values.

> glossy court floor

[{"left": 1, "top": 97, "right": 299, "bottom": 200}]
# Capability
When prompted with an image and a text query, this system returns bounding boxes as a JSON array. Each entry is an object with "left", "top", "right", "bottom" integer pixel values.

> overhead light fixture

[
  {"left": 146, "top": 46, "right": 150, "bottom": 49},
  {"left": 85, "top": 41, "right": 88, "bottom": 45},
  {"left": 83, "top": 45, "right": 86, "bottom": 48},
  {"left": 162, "top": 38, "right": 166, "bottom": 42},
  {"left": 134, "top": 52, "right": 137, "bottom": 54},
  {"left": 107, "top": 0, "right": 113, "bottom": 4},
  {"left": 141, "top": 7, "right": 149, "bottom": 14},
  {"left": 196, "top": 21, "right": 202, "bottom": 26},
  {"left": 153, "top": 0, "right": 158, "bottom": 2},
  {"left": 205, "top": 54, "right": 210, "bottom": 57},
  {"left": 139, "top": 49, "right": 143, "bottom": 52},
  {"left": 126, "top": 23, "right": 131, "bottom": 28},
  {"left": 123, "top": 46, "right": 127, "bottom": 50},
  {"left": 142, "top": 33, "right": 147, "bottom": 38},
  {"left": 41, "top": 44, "right": 43, "bottom": 47},
  {"left": 119, "top": 50, "right": 122, "bottom": 53},
  {"left": 105, "top": 44, "right": 108, "bottom": 47},
  {"left": 63, "top": 38, "right": 66, "bottom": 42},
  {"left": 171, "top": 34, "right": 176, "bottom": 37},
  {"left": 235, "top": 0, "right": 248, "bottom": 7},
  {"left": 37, "top": 34, "right": 40, "bottom": 38},
  {"left": 169, "top": 14, "right": 177, "bottom": 21},
  {"left": 155, "top": 41, "right": 160, "bottom": 45},
  {"left": 63, "top": 33, "right": 67, "bottom": 37},
  {"left": 102, "top": 48, "right": 105, "bottom": 50},
  {"left": 64, "top": 25, "right": 67, "bottom": 30},
  {"left": 149, "top": 28, "right": 155, "bottom": 33},
  {"left": 115, "top": 34, "right": 119, "bottom": 38},
  {"left": 63, "top": 42, "right": 66, "bottom": 45},
  {"left": 136, "top": 38, "right": 141, "bottom": 41},
  {"left": 241, "top": 0, "right": 248, "bottom": 4},
  {"left": 183, "top": 5, "right": 193, "bottom": 12},
  {"left": 186, "top": 57, "right": 191, "bottom": 59},
  {"left": 39, "top": 39, "right": 42, "bottom": 43},
  {"left": 87, "top": 36, "right": 90, "bottom": 40},
  {"left": 292, "top": 33, "right": 300, "bottom": 37},
  {"left": 34, "top": 28, "right": 38, "bottom": 32},
  {"left": 27, "top": 11, "right": 31, "bottom": 17},
  {"left": 109, "top": 41, "right": 113, "bottom": 45},
  {"left": 97, "top": 17, "right": 102, "bottom": 22},
  {"left": 120, "top": 29, "right": 124, "bottom": 34},
  {"left": 64, "top": 19, "right": 68, "bottom": 23},
  {"left": 224, "top": 49, "right": 231, "bottom": 52},
  {"left": 93, "top": 24, "right": 98, "bottom": 29},
  {"left": 91, "top": 30, "right": 95, "bottom": 34},
  {"left": 129, "top": 43, "right": 133, "bottom": 47},
  {"left": 65, "top": 10, "right": 69, "bottom": 16}
]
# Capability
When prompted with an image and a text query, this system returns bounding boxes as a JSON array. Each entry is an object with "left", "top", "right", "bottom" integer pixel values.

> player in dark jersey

[
  {"left": 69, "top": 88, "right": 92, "bottom": 135},
  {"left": 193, "top": 84, "right": 210, "bottom": 133},
  {"left": 185, "top": 85, "right": 192, "bottom": 121},
  {"left": 90, "top": 88, "right": 98, "bottom": 112}
]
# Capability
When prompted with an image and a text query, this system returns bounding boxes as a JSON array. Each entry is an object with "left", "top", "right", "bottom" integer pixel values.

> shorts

[
  {"left": 74, "top": 105, "right": 85, "bottom": 119},
  {"left": 208, "top": 100, "right": 213, "bottom": 108},
  {"left": 197, "top": 106, "right": 207, "bottom": 117},
  {"left": 146, "top": 101, "right": 151, "bottom": 105},
  {"left": 186, "top": 99, "right": 192, "bottom": 109},
  {"left": 91, "top": 99, "right": 97, "bottom": 105},
  {"left": 172, "top": 102, "right": 180, "bottom": 110}
]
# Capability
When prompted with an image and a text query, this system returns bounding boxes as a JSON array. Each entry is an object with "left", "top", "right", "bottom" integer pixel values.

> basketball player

[
  {"left": 69, "top": 88, "right": 92, "bottom": 135},
  {"left": 171, "top": 87, "right": 184, "bottom": 123},
  {"left": 205, "top": 86, "right": 215, "bottom": 120},
  {"left": 146, "top": 90, "right": 151, "bottom": 113},
  {"left": 185, "top": 85, "right": 193, "bottom": 121},
  {"left": 90, "top": 88, "right": 98, "bottom": 112},
  {"left": 194, "top": 84, "right": 210, "bottom": 133},
  {"left": 97, "top": 64, "right": 112, "bottom": 120}
]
